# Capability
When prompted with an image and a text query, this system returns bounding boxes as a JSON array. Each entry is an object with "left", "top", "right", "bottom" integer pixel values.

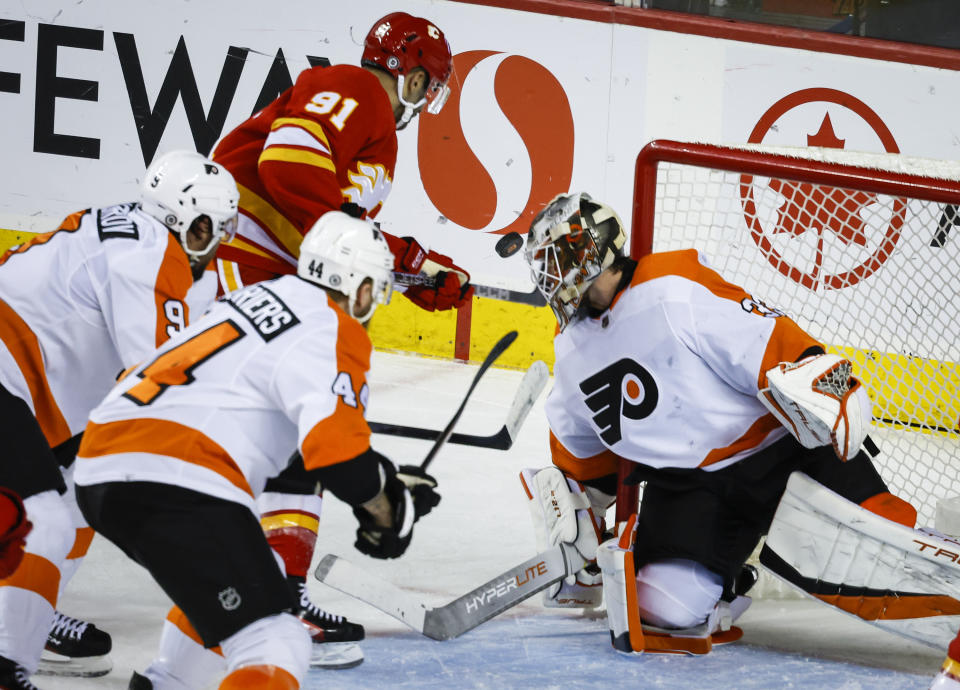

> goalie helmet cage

[{"left": 616, "top": 139, "right": 960, "bottom": 546}]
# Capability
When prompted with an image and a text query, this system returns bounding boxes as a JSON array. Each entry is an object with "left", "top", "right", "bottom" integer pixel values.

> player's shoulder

[
  {"left": 292, "top": 64, "right": 394, "bottom": 131},
  {"left": 295, "top": 64, "right": 382, "bottom": 100},
  {"left": 631, "top": 248, "right": 709, "bottom": 288},
  {"left": 90, "top": 202, "right": 168, "bottom": 247}
]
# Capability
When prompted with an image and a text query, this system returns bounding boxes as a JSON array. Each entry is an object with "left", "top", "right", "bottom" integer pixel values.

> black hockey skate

[
  {"left": 37, "top": 610, "right": 112, "bottom": 677},
  {"left": 0, "top": 655, "right": 39, "bottom": 690},
  {"left": 290, "top": 576, "right": 365, "bottom": 669}
]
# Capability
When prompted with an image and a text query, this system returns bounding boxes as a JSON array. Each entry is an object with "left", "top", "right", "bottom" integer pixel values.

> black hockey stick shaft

[
  {"left": 368, "top": 422, "right": 511, "bottom": 449},
  {"left": 420, "top": 330, "right": 518, "bottom": 470}
]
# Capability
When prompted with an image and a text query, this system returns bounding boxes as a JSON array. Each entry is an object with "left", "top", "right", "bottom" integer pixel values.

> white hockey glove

[
  {"left": 758, "top": 354, "right": 871, "bottom": 462},
  {"left": 520, "top": 467, "right": 608, "bottom": 608}
]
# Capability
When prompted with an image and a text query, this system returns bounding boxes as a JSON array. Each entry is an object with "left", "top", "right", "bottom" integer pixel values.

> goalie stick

[
  {"left": 314, "top": 543, "right": 586, "bottom": 641},
  {"left": 368, "top": 359, "right": 548, "bottom": 450}
]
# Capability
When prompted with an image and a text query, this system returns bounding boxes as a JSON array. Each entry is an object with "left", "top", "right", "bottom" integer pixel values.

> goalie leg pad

[
  {"left": 597, "top": 516, "right": 645, "bottom": 653},
  {"left": 762, "top": 471, "right": 960, "bottom": 649},
  {"left": 520, "top": 467, "right": 603, "bottom": 608}
]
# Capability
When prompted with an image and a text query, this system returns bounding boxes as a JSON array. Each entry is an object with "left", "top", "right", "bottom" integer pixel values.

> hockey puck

[{"left": 495, "top": 232, "right": 524, "bottom": 258}]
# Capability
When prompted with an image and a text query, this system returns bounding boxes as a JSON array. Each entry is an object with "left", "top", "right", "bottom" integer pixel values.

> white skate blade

[
  {"left": 310, "top": 641, "right": 363, "bottom": 669},
  {"left": 36, "top": 650, "right": 113, "bottom": 677}
]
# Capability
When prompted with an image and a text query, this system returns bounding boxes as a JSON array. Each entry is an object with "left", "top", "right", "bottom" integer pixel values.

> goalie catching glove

[
  {"left": 353, "top": 459, "right": 440, "bottom": 560},
  {"left": 758, "top": 353, "right": 871, "bottom": 462},
  {"left": 386, "top": 235, "right": 473, "bottom": 311}
]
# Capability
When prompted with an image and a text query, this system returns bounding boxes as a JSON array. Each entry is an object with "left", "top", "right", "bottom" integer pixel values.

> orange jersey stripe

[
  {"left": 0, "top": 297, "right": 72, "bottom": 446},
  {"left": 153, "top": 235, "right": 193, "bottom": 348},
  {"left": 0, "top": 552, "right": 60, "bottom": 607},
  {"left": 66, "top": 527, "right": 95, "bottom": 560},
  {"left": 698, "top": 414, "right": 783, "bottom": 468},
  {"left": 0, "top": 210, "right": 86, "bottom": 267},
  {"left": 80, "top": 418, "right": 254, "bottom": 498},
  {"left": 301, "top": 297, "right": 372, "bottom": 469},
  {"left": 548, "top": 431, "right": 620, "bottom": 481}
]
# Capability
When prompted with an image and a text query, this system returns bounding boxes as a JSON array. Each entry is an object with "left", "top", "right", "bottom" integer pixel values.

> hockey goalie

[{"left": 520, "top": 192, "right": 919, "bottom": 655}]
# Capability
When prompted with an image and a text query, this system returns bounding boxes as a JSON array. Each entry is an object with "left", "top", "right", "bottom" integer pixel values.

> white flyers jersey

[
  {"left": 547, "top": 249, "right": 821, "bottom": 480},
  {"left": 73, "top": 275, "right": 374, "bottom": 512},
  {"left": 0, "top": 205, "right": 194, "bottom": 447}
]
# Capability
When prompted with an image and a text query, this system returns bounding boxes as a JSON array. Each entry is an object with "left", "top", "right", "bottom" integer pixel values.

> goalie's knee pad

[
  {"left": 520, "top": 467, "right": 604, "bottom": 608},
  {"left": 636, "top": 558, "right": 723, "bottom": 630}
]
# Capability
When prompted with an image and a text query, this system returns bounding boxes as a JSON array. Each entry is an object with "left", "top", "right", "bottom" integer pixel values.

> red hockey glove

[
  {"left": 0, "top": 487, "right": 32, "bottom": 578},
  {"left": 384, "top": 236, "right": 473, "bottom": 312},
  {"left": 405, "top": 271, "right": 474, "bottom": 312}
]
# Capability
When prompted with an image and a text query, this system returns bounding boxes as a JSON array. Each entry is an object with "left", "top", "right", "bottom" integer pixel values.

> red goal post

[{"left": 616, "top": 139, "right": 960, "bottom": 529}]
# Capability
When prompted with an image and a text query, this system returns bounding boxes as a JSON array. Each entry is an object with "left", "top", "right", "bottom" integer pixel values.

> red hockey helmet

[{"left": 361, "top": 12, "right": 453, "bottom": 123}]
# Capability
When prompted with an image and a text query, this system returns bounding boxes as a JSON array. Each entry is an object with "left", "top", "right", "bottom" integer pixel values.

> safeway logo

[
  {"left": 418, "top": 51, "right": 574, "bottom": 236},
  {"left": 740, "top": 88, "right": 904, "bottom": 291}
]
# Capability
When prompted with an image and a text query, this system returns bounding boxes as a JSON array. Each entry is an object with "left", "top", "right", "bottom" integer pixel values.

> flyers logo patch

[{"left": 579, "top": 359, "right": 658, "bottom": 445}]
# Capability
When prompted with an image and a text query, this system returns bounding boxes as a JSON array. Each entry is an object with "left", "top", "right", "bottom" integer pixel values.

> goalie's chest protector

[{"left": 547, "top": 249, "right": 806, "bottom": 472}]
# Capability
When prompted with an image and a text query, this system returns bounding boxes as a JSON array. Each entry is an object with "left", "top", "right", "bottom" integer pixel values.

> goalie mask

[
  {"left": 298, "top": 211, "right": 394, "bottom": 323},
  {"left": 524, "top": 192, "right": 627, "bottom": 331},
  {"left": 361, "top": 12, "right": 454, "bottom": 129},
  {"left": 140, "top": 150, "right": 239, "bottom": 260}
]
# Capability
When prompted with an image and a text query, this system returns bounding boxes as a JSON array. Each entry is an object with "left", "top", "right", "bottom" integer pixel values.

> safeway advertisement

[{"left": 1, "top": 0, "right": 958, "bottom": 292}]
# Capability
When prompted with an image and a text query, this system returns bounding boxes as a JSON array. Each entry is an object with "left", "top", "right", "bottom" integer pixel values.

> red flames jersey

[{"left": 213, "top": 65, "right": 398, "bottom": 275}]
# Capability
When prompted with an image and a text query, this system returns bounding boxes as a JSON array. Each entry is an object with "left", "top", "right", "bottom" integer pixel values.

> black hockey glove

[
  {"left": 397, "top": 465, "right": 441, "bottom": 518},
  {"left": 353, "top": 462, "right": 416, "bottom": 560}
]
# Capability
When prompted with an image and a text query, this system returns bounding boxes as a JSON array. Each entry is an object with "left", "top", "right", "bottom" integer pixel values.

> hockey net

[{"left": 624, "top": 139, "right": 960, "bottom": 597}]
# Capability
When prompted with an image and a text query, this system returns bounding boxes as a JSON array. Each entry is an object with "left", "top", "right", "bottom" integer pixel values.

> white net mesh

[{"left": 635, "top": 142, "right": 960, "bottom": 597}]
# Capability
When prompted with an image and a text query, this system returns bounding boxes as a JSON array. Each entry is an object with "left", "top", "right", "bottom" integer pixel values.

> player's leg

[
  {"left": 0, "top": 385, "right": 73, "bottom": 686},
  {"left": 216, "top": 261, "right": 365, "bottom": 668},
  {"left": 931, "top": 632, "right": 960, "bottom": 689},
  {"left": 625, "top": 473, "right": 757, "bottom": 651},
  {"left": 260, "top": 456, "right": 364, "bottom": 668},
  {"left": 75, "top": 479, "right": 311, "bottom": 688},
  {"left": 38, "top": 457, "right": 112, "bottom": 678}
]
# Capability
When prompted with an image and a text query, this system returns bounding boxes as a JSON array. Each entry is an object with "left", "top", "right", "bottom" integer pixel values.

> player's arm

[
  {"left": 255, "top": 71, "right": 386, "bottom": 242},
  {"left": 304, "top": 446, "right": 439, "bottom": 560},
  {"left": 101, "top": 225, "right": 194, "bottom": 367},
  {"left": 383, "top": 232, "right": 474, "bottom": 311},
  {"left": 678, "top": 255, "right": 869, "bottom": 461}
]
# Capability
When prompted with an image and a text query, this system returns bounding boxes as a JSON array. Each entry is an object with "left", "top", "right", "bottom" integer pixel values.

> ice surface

[{"left": 38, "top": 351, "right": 943, "bottom": 689}]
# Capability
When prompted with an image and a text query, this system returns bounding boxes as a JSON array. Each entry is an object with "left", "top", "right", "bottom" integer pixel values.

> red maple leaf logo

[{"left": 767, "top": 113, "right": 874, "bottom": 246}]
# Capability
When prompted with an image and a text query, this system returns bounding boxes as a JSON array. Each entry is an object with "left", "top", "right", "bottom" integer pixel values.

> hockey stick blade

[
  {"left": 368, "top": 359, "right": 549, "bottom": 450},
  {"left": 315, "top": 544, "right": 584, "bottom": 641},
  {"left": 420, "top": 330, "right": 518, "bottom": 470}
]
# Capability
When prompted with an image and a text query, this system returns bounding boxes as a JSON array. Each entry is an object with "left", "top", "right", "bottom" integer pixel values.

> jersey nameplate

[
  {"left": 97, "top": 203, "right": 140, "bottom": 241},
  {"left": 225, "top": 284, "right": 300, "bottom": 342}
]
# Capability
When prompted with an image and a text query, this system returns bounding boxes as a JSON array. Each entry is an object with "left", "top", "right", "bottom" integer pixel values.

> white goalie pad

[
  {"left": 758, "top": 354, "right": 871, "bottom": 461},
  {"left": 761, "top": 471, "right": 960, "bottom": 649},
  {"left": 520, "top": 467, "right": 603, "bottom": 607}
]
